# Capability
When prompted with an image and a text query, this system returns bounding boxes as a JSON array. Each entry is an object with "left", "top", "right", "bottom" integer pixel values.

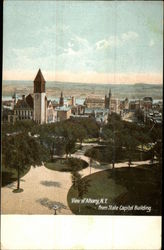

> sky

[{"left": 3, "top": 1, "right": 163, "bottom": 84}]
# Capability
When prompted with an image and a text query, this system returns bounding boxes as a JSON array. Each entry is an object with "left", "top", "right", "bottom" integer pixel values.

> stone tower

[
  {"left": 59, "top": 91, "right": 64, "bottom": 107},
  {"left": 12, "top": 92, "right": 17, "bottom": 110},
  {"left": 33, "top": 69, "right": 46, "bottom": 124},
  {"left": 105, "top": 89, "right": 112, "bottom": 109}
]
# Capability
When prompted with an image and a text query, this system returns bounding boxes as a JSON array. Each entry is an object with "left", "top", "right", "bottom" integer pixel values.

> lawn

[
  {"left": 83, "top": 138, "right": 99, "bottom": 143},
  {"left": 67, "top": 164, "right": 161, "bottom": 215},
  {"left": 45, "top": 157, "right": 88, "bottom": 172},
  {"left": 85, "top": 146, "right": 152, "bottom": 164},
  {"left": 1, "top": 165, "right": 31, "bottom": 187}
]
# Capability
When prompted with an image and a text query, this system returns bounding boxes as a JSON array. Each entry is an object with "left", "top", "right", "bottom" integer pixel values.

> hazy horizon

[
  {"left": 2, "top": 79, "right": 163, "bottom": 86},
  {"left": 2, "top": 79, "right": 163, "bottom": 100}
]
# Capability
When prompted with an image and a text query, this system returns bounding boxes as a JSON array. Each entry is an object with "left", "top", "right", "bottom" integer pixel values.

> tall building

[
  {"left": 6, "top": 69, "right": 56, "bottom": 124},
  {"left": 59, "top": 91, "right": 64, "bottom": 107},
  {"left": 105, "top": 89, "right": 112, "bottom": 109},
  {"left": 33, "top": 69, "right": 47, "bottom": 124}
]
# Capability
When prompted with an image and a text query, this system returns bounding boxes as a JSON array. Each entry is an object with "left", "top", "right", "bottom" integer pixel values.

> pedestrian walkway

[{"left": 1, "top": 143, "right": 153, "bottom": 214}]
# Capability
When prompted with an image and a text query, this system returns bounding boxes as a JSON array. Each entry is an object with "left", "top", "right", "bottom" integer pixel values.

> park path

[{"left": 1, "top": 143, "right": 153, "bottom": 215}]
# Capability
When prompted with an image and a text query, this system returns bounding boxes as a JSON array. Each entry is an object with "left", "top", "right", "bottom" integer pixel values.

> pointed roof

[{"left": 34, "top": 69, "right": 46, "bottom": 83}]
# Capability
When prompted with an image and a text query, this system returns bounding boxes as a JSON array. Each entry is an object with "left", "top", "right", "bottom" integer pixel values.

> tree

[
  {"left": 122, "top": 132, "right": 139, "bottom": 167},
  {"left": 76, "top": 126, "right": 87, "bottom": 146},
  {"left": 89, "top": 148, "right": 100, "bottom": 173},
  {"left": 65, "top": 138, "right": 76, "bottom": 158},
  {"left": 2, "top": 133, "right": 49, "bottom": 191},
  {"left": 71, "top": 171, "right": 90, "bottom": 213},
  {"left": 152, "top": 140, "right": 162, "bottom": 164}
]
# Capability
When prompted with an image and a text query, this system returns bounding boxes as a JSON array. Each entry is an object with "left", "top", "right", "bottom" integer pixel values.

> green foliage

[
  {"left": 46, "top": 158, "right": 88, "bottom": 172},
  {"left": 2, "top": 132, "right": 49, "bottom": 189},
  {"left": 71, "top": 171, "right": 91, "bottom": 199},
  {"left": 101, "top": 113, "right": 160, "bottom": 166},
  {"left": 68, "top": 166, "right": 161, "bottom": 215}
]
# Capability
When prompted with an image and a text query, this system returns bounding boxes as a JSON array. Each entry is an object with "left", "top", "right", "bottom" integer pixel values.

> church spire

[
  {"left": 34, "top": 69, "right": 46, "bottom": 93},
  {"left": 59, "top": 91, "right": 64, "bottom": 107},
  {"left": 109, "top": 89, "right": 111, "bottom": 97}
]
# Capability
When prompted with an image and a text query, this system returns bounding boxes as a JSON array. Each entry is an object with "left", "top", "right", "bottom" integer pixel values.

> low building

[
  {"left": 46, "top": 100, "right": 57, "bottom": 123},
  {"left": 11, "top": 94, "right": 34, "bottom": 122},
  {"left": 142, "top": 97, "right": 153, "bottom": 110},
  {"left": 110, "top": 98, "right": 120, "bottom": 114},
  {"left": 84, "top": 97, "right": 105, "bottom": 109},
  {"left": 84, "top": 108, "right": 108, "bottom": 124},
  {"left": 129, "top": 100, "right": 140, "bottom": 111},
  {"left": 120, "top": 97, "right": 129, "bottom": 111},
  {"left": 56, "top": 106, "right": 72, "bottom": 121},
  {"left": 67, "top": 96, "right": 76, "bottom": 107}
]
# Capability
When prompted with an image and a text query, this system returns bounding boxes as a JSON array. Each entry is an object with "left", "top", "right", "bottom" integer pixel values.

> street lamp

[{"left": 53, "top": 205, "right": 59, "bottom": 215}]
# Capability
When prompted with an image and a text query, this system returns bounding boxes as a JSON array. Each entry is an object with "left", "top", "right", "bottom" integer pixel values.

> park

[{"left": 1, "top": 114, "right": 162, "bottom": 215}]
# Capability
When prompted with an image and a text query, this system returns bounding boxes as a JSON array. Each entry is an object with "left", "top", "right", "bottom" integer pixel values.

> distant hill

[{"left": 2, "top": 80, "right": 163, "bottom": 100}]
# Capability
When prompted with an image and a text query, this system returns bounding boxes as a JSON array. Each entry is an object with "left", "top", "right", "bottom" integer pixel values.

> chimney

[{"left": 22, "top": 95, "right": 25, "bottom": 100}]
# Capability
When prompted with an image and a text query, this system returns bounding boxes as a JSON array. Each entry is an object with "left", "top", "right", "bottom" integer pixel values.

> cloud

[
  {"left": 95, "top": 39, "right": 111, "bottom": 50},
  {"left": 96, "top": 31, "right": 139, "bottom": 50},
  {"left": 57, "top": 35, "right": 94, "bottom": 72},
  {"left": 4, "top": 30, "right": 140, "bottom": 75},
  {"left": 121, "top": 31, "right": 139, "bottom": 42}
]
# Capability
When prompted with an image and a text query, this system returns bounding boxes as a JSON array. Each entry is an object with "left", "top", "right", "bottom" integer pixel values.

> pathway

[{"left": 1, "top": 143, "right": 153, "bottom": 215}]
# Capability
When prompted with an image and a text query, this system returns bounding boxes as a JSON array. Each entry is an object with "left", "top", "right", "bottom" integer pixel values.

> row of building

[
  {"left": 2, "top": 69, "right": 112, "bottom": 124},
  {"left": 2, "top": 69, "right": 163, "bottom": 125}
]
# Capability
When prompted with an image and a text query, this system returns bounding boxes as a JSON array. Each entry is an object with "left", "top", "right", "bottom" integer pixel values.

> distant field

[{"left": 2, "top": 80, "right": 163, "bottom": 99}]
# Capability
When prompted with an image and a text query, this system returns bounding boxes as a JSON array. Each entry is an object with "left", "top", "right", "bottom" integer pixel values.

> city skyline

[{"left": 3, "top": 1, "right": 163, "bottom": 84}]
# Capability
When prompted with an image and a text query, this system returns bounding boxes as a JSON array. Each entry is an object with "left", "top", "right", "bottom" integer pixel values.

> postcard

[{"left": 1, "top": 0, "right": 162, "bottom": 249}]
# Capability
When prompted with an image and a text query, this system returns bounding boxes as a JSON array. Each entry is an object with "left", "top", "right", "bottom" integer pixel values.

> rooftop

[
  {"left": 34, "top": 69, "right": 46, "bottom": 83},
  {"left": 55, "top": 106, "right": 71, "bottom": 111}
]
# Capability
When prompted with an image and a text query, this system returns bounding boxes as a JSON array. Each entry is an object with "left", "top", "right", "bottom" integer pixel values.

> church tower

[
  {"left": 33, "top": 69, "right": 46, "bottom": 124},
  {"left": 59, "top": 91, "right": 64, "bottom": 107},
  {"left": 105, "top": 89, "right": 112, "bottom": 109}
]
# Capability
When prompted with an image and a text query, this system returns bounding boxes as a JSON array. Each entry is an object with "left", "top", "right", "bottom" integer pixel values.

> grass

[
  {"left": 45, "top": 157, "right": 88, "bottom": 172},
  {"left": 85, "top": 146, "right": 152, "bottom": 164},
  {"left": 83, "top": 138, "right": 99, "bottom": 143},
  {"left": 67, "top": 164, "right": 161, "bottom": 215},
  {"left": 1, "top": 165, "right": 31, "bottom": 187}
]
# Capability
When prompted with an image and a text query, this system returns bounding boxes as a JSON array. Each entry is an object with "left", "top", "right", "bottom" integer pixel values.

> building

[
  {"left": 7, "top": 69, "right": 55, "bottom": 124},
  {"left": 10, "top": 94, "right": 34, "bottom": 123},
  {"left": 56, "top": 106, "right": 72, "bottom": 121},
  {"left": 84, "top": 89, "right": 120, "bottom": 114},
  {"left": 33, "top": 69, "right": 47, "bottom": 124},
  {"left": 142, "top": 97, "right": 153, "bottom": 110},
  {"left": 152, "top": 100, "right": 163, "bottom": 112},
  {"left": 129, "top": 100, "right": 141, "bottom": 111},
  {"left": 84, "top": 97, "right": 105, "bottom": 109},
  {"left": 67, "top": 96, "right": 76, "bottom": 107},
  {"left": 84, "top": 108, "right": 108, "bottom": 124},
  {"left": 47, "top": 100, "right": 57, "bottom": 123},
  {"left": 105, "top": 89, "right": 112, "bottom": 109},
  {"left": 110, "top": 98, "right": 120, "bottom": 114},
  {"left": 120, "top": 97, "right": 129, "bottom": 111},
  {"left": 59, "top": 91, "right": 64, "bottom": 107},
  {"left": 71, "top": 104, "right": 85, "bottom": 115}
]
